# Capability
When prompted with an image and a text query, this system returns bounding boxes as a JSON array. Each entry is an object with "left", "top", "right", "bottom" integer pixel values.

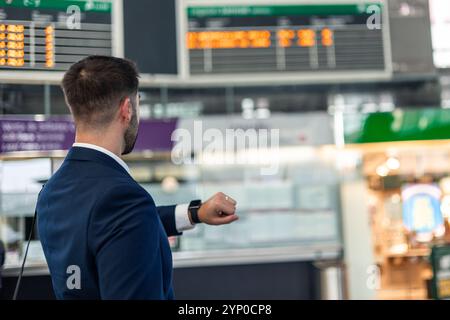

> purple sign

[
  {"left": 0, "top": 117, "right": 177, "bottom": 154},
  {"left": 0, "top": 117, "right": 75, "bottom": 153},
  {"left": 134, "top": 119, "right": 178, "bottom": 152}
]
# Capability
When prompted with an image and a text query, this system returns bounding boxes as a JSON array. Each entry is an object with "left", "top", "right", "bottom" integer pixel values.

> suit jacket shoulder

[{"left": 37, "top": 147, "right": 175, "bottom": 299}]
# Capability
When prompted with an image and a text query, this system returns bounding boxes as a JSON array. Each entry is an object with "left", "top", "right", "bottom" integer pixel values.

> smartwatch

[{"left": 188, "top": 199, "right": 202, "bottom": 224}]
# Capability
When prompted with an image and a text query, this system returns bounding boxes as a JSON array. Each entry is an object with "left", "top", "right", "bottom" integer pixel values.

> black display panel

[
  {"left": 123, "top": 0, "right": 178, "bottom": 75},
  {"left": 0, "top": 0, "right": 113, "bottom": 71},
  {"left": 179, "top": 1, "right": 391, "bottom": 78}
]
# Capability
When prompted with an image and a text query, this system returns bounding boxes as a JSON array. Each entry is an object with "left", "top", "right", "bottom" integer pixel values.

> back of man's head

[{"left": 62, "top": 55, "right": 139, "bottom": 129}]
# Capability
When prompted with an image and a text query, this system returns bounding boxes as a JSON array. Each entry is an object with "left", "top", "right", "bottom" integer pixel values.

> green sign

[
  {"left": 188, "top": 3, "right": 380, "bottom": 18},
  {"left": 0, "top": 0, "right": 112, "bottom": 12},
  {"left": 344, "top": 108, "right": 450, "bottom": 144}
]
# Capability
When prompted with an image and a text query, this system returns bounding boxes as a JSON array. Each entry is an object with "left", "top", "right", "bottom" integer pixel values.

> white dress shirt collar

[{"left": 72, "top": 142, "right": 130, "bottom": 174}]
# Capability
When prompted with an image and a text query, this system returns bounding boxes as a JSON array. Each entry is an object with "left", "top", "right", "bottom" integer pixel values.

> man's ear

[{"left": 118, "top": 97, "right": 132, "bottom": 123}]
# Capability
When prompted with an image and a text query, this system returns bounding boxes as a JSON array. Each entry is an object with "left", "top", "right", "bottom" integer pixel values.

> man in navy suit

[{"left": 37, "top": 56, "right": 238, "bottom": 300}]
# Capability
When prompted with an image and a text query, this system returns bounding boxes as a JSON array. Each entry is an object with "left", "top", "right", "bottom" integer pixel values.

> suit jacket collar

[{"left": 66, "top": 146, "right": 131, "bottom": 176}]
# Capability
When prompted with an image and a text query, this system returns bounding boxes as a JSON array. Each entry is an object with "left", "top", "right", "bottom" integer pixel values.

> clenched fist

[{"left": 196, "top": 192, "right": 239, "bottom": 225}]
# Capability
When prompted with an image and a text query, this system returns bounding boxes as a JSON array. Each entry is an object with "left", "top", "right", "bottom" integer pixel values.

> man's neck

[{"left": 75, "top": 132, "right": 122, "bottom": 157}]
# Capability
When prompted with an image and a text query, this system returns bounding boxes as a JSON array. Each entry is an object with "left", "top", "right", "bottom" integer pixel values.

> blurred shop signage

[
  {"left": 0, "top": 117, "right": 177, "bottom": 154},
  {"left": 133, "top": 119, "right": 178, "bottom": 152},
  {"left": 401, "top": 184, "right": 444, "bottom": 242},
  {"left": 0, "top": 117, "right": 75, "bottom": 153},
  {"left": 344, "top": 108, "right": 450, "bottom": 144}
]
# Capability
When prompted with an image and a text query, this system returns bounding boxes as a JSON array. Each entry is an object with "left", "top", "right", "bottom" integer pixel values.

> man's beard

[{"left": 122, "top": 112, "right": 139, "bottom": 155}]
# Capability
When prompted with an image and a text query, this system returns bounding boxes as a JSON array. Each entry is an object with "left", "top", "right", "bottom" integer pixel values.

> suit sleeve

[
  {"left": 156, "top": 205, "right": 182, "bottom": 237},
  {"left": 89, "top": 183, "right": 166, "bottom": 299}
]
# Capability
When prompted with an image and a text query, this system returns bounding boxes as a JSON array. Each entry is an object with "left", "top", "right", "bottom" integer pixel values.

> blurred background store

[{"left": 1, "top": 0, "right": 450, "bottom": 300}]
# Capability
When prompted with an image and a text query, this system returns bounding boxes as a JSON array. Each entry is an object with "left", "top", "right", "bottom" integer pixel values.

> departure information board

[
  {"left": 178, "top": 0, "right": 391, "bottom": 81},
  {"left": 0, "top": 0, "right": 115, "bottom": 71}
]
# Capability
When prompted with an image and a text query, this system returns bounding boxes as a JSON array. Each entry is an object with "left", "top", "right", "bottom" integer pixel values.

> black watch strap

[{"left": 189, "top": 200, "right": 202, "bottom": 224}]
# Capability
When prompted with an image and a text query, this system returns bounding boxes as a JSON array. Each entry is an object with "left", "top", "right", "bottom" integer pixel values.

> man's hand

[{"left": 196, "top": 192, "right": 239, "bottom": 225}]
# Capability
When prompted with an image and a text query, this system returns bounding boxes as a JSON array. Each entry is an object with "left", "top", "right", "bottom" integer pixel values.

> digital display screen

[
  {"left": 183, "top": 1, "right": 388, "bottom": 76},
  {"left": 0, "top": 0, "right": 113, "bottom": 71}
]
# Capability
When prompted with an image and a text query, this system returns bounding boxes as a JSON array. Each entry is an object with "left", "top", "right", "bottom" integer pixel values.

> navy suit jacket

[{"left": 37, "top": 147, "right": 180, "bottom": 299}]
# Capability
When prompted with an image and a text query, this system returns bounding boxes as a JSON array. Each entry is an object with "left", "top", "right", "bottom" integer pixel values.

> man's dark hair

[{"left": 62, "top": 55, "right": 139, "bottom": 127}]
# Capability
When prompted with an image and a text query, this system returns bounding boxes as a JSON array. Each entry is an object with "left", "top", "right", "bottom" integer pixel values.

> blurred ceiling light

[
  {"left": 386, "top": 157, "right": 400, "bottom": 170},
  {"left": 241, "top": 98, "right": 254, "bottom": 119},
  {"left": 161, "top": 176, "right": 179, "bottom": 193},
  {"left": 399, "top": 3, "right": 411, "bottom": 16},
  {"left": 361, "top": 102, "right": 378, "bottom": 114},
  {"left": 441, "top": 195, "right": 450, "bottom": 218},
  {"left": 256, "top": 98, "right": 271, "bottom": 119},
  {"left": 334, "top": 149, "right": 361, "bottom": 171},
  {"left": 376, "top": 165, "right": 389, "bottom": 177},
  {"left": 389, "top": 243, "right": 408, "bottom": 255},
  {"left": 416, "top": 233, "right": 433, "bottom": 243},
  {"left": 391, "top": 194, "right": 401, "bottom": 204},
  {"left": 440, "top": 177, "right": 450, "bottom": 194},
  {"left": 435, "top": 225, "right": 446, "bottom": 238},
  {"left": 368, "top": 194, "right": 378, "bottom": 207},
  {"left": 256, "top": 108, "right": 271, "bottom": 119}
]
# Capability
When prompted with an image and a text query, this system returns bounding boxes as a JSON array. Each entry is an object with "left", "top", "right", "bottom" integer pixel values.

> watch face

[
  {"left": 189, "top": 200, "right": 202, "bottom": 224},
  {"left": 190, "top": 200, "right": 202, "bottom": 208}
]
